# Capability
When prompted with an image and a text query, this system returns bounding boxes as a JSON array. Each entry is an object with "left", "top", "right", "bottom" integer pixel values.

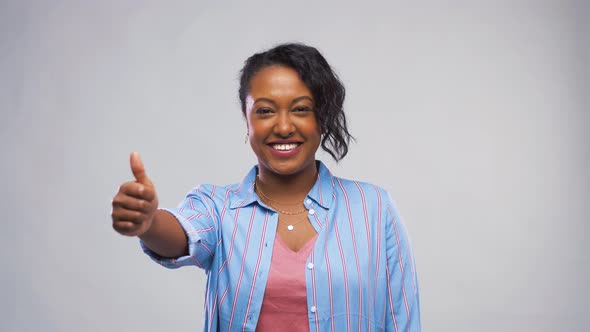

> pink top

[{"left": 256, "top": 233, "right": 318, "bottom": 332}]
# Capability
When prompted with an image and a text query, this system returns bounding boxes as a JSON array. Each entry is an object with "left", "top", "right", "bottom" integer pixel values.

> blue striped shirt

[{"left": 142, "top": 161, "right": 420, "bottom": 331}]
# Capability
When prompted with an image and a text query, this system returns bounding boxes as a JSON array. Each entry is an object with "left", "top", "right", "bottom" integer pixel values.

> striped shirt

[{"left": 141, "top": 161, "right": 420, "bottom": 332}]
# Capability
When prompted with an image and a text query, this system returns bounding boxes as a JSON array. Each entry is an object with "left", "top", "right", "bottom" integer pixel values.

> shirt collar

[
  {"left": 307, "top": 160, "right": 335, "bottom": 209},
  {"left": 229, "top": 160, "right": 335, "bottom": 210}
]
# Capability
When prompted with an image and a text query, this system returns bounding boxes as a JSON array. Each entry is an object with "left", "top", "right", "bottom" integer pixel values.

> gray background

[{"left": 1, "top": 0, "right": 588, "bottom": 331}]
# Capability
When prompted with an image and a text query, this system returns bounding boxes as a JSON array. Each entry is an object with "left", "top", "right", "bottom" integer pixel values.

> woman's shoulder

[
  {"left": 331, "top": 174, "right": 386, "bottom": 192},
  {"left": 183, "top": 181, "right": 245, "bottom": 200},
  {"left": 182, "top": 165, "right": 258, "bottom": 202},
  {"left": 331, "top": 175, "right": 393, "bottom": 204}
]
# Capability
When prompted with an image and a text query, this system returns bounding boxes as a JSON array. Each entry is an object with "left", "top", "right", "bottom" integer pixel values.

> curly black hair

[{"left": 239, "top": 43, "right": 354, "bottom": 162}]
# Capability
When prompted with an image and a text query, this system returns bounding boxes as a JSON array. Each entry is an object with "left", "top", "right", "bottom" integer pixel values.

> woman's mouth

[
  {"left": 267, "top": 142, "right": 303, "bottom": 157},
  {"left": 270, "top": 143, "right": 300, "bottom": 151}
]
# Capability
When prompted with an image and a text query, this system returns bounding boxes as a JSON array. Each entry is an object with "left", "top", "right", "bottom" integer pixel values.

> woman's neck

[{"left": 256, "top": 163, "right": 318, "bottom": 203}]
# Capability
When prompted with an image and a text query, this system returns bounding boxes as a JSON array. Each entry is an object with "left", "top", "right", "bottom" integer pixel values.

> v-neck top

[{"left": 256, "top": 233, "right": 318, "bottom": 332}]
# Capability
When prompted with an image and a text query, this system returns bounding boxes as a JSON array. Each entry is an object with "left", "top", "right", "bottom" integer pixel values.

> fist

[{"left": 111, "top": 152, "right": 159, "bottom": 236}]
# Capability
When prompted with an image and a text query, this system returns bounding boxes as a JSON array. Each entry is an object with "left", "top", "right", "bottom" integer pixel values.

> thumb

[{"left": 130, "top": 151, "right": 153, "bottom": 186}]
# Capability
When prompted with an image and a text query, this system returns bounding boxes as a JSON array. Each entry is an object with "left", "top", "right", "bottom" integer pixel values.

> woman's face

[{"left": 245, "top": 65, "right": 321, "bottom": 178}]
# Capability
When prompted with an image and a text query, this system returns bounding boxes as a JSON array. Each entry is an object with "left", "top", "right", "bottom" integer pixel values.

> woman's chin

[{"left": 259, "top": 158, "right": 316, "bottom": 178}]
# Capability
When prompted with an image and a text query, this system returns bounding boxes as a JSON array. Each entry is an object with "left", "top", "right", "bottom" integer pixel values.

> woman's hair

[{"left": 239, "top": 42, "right": 353, "bottom": 162}]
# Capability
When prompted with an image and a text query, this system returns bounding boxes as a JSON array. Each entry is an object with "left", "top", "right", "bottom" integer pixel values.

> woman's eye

[
  {"left": 293, "top": 106, "right": 311, "bottom": 112},
  {"left": 255, "top": 108, "right": 272, "bottom": 114}
]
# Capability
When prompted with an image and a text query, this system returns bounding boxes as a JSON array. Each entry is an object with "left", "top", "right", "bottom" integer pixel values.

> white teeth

[{"left": 272, "top": 143, "right": 299, "bottom": 151}]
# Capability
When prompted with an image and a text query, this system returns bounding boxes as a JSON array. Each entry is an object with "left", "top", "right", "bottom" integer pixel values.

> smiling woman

[
  {"left": 111, "top": 43, "right": 421, "bottom": 331},
  {"left": 245, "top": 65, "right": 321, "bottom": 181}
]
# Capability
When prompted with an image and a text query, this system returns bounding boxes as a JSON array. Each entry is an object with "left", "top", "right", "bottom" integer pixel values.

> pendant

[{"left": 287, "top": 225, "right": 294, "bottom": 231}]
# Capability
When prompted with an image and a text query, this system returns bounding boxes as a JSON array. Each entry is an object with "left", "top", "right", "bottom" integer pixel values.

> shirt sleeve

[
  {"left": 383, "top": 192, "right": 421, "bottom": 331},
  {"left": 140, "top": 185, "right": 219, "bottom": 271}
]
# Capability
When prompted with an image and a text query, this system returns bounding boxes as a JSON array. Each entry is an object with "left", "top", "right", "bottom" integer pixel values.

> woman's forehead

[{"left": 248, "top": 66, "right": 312, "bottom": 100}]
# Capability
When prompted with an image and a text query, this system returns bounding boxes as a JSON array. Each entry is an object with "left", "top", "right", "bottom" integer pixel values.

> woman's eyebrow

[
  {"left": 253, "top": 96, "right": 313, "bottom": 107},
  {"left": 290, "top": 96, "right": 314, "bottom": 106},
  {"left": 253, "top": 98, "right": 278, "bottom": 107}
]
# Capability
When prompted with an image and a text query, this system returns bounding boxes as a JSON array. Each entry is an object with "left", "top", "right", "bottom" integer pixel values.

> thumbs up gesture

[{"left": 111, "top": 152, "right": 159, "bottom": 236}]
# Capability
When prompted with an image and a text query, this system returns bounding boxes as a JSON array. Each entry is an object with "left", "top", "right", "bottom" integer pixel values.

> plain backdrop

[{"left": 1, "top": 1, "right": 588, "bottom": 331}]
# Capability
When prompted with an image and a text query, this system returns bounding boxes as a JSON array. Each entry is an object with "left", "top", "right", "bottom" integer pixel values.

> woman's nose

[{"left": 274, "top": 112, "right": 295, "bottom": 137}]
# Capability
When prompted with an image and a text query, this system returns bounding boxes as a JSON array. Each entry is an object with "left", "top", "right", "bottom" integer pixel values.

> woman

[{"left": 111, "top": 43, "right": 420, "bottom": 332}]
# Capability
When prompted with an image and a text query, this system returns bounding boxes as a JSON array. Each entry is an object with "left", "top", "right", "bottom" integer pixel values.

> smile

[{"left": 270, "top": 143, "right": 301, "bottom": 151}]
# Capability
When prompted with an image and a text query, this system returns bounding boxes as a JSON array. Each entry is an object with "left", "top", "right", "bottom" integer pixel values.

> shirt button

[
  {"left": 307, "top": 263, "right": 314, "bottom": 270},
  {"left": 306, "top": 199, "right": 312, "bottom": 204},
  {"left": 310, "top": 306, "right": 317, "bottom": 313},
  {"left": 309, "top": 209, "right": 315, "bottom": 215}
]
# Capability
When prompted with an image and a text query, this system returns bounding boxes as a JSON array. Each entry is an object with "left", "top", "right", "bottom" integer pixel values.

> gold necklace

[
  {"left": 255, "top": 175, "right": 302, "bottom": 205},
  {"left": 259, "top": 194, "right": 308, "bottom": 215},
  {"left": 258, "top": 194, "right": 309, "bottom": 230},
  {"left": 255, "top": 177, "right": 307, "bottom": 215},
  {"left": 278, "top": 214, "right": 309, "bottom": 231}
]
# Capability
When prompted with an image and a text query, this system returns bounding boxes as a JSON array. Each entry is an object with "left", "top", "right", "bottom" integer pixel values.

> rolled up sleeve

[{"left": 140, "top": 185, "right": 219, "bottom": 271}]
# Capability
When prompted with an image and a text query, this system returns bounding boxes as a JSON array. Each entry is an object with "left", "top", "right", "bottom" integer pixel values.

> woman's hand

[{"left": 111, "top": 152, "right": 159, "bottom": 237}]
